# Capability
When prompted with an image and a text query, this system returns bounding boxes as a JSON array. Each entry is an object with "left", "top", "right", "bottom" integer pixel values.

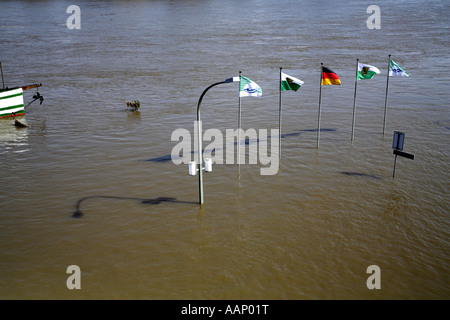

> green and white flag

[
  {"left": 389, "top": 60, "right": 410, "bottom": 77},
  {"left": 239, "top": 76, "right": 262, "bottom": 97},
  {"left": 357, "top": 63, "right": 380, "bottom": 80},
  {"left": 281, "top": 72, "right": 304, "bottom": 91}
]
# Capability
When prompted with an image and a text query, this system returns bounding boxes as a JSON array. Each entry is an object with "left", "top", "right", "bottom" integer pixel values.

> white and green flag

[
  {"left": 281, "top": 72, "right": 304, "bottom": 91},
  {"left": 239, "top": 76, "right": 262, "bottom": 97},
  {"left": 389, "top": 60, "right": 410, "bottom": 77},
  {"left": 357, "top": 63, "right": 380, "bottom": 80}
]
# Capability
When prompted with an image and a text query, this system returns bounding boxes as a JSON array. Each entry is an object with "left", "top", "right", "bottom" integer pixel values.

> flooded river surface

[{"left": 0, "top": 0, "right": 448, "bottom": 299}]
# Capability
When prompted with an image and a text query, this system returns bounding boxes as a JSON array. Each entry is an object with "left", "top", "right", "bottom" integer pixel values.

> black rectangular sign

[
  {"left": 392, "top": 131, "right": 405, "bottom": 151},
  {"left": 393, "top": 149, "right": 415, "bottom": 160}
]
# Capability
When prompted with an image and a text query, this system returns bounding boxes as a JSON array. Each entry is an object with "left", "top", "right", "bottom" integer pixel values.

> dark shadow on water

[
  {"left": 146, "top": 131, "right": 335, "bottom": 163},
  {"left": 340, "top": 171, "right": 382, "bottom": 180},
  {"left": 147, "top": 150, "right": 214, "bottom": 163},
  {"left": 72, "top": 195, "right": 197, "bottom": 218},
  {"left": 147, "top": 154, "right": 173, "bottom": 162},
  {"left": 271, "top": 129, "right": 335, "bottom": 139},
  {"left": 281, "top": 132, "right": 301, "bottom": 138},
  {"left": 234, "top": 137, "right": 260, "bottom": 145},
  {"left": 300, "top": 128, "right": 337, "bottom": 132},
  {"left": 433, "top": 120, "right": 450, "bottom": 130}
]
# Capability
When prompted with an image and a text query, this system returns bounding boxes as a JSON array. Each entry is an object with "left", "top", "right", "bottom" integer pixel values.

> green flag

[
  {"left": 357, "top": 63, "right": 380, "bottom": 80},
  {"left": 281, "top": 72, "right": 304, "bottom": 91}
]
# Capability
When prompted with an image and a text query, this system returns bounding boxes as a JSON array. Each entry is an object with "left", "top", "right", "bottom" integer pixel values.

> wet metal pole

[
  {"left": 279, "top": 67, "right": 282, "bottom": 159},
  {"left": 0, "top": 62, "right": 5, "bottom": 90},
  {"left": 317, "top": 63, "right": 323, "bottom": 150},
  {"left": 238, "top": 71, "right": 242, "bottom": 166},
  {"left": 196, "top": 77, "right": 236, "bottom": 205},
  {"left": 392, "top": 153, "right": 398, "bottom": 178},
  {"left": 351, "top": 58, "right": 359, "bottom": 143},
  {"left": 383, "top": 54, "right": 391, "bottom": 135}
]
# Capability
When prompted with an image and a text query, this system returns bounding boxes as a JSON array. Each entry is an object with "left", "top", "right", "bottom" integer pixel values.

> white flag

[
  {"left": 389, "top": 60, "right": 410, "bottom": 77},
  {"left": 239, "top": 76, "right": 262, "bottom": 98}
]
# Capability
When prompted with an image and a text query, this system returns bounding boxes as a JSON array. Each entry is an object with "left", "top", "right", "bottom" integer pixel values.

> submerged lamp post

[{"left": 189, "top": 77, "right": 239, "bottom": 205}]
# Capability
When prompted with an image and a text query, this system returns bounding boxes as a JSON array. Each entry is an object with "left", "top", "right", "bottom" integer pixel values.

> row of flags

[
  {"left": 357, "top": 60, "right": 410, "bottom": 80},
  {"left": 238, "top": 58, "right": 410, "bottom": 97},
  {"left": 236, "top": 57, "right": 410, "bottom": 151}
]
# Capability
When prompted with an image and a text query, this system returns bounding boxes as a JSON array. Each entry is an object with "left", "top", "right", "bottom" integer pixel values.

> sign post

[{"left": 392, "top": 131, "right": 414, "bottom": 177}]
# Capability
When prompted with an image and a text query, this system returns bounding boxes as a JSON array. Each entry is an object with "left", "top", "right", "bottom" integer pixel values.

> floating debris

[
  {"left": 126, "top": 100, "right": 140, "bottom": 111},
  {"left": 14, "top": 118, "right": 27, "bottom": 128}
]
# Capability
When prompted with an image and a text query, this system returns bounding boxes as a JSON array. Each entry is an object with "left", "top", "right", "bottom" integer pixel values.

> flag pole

[
  {"left": 238, "top": 71, "right": 242, "bottom": 166},
  {"left": 383, "top": 54, "right": 391, "bottom": 135},
  {"left": 351, "top": 58, "right": 359, "bottom": 143},
  {"left": 317, "top": 63, "right": 323, "bottom": 149},
  {"left": 279, "top": 67, "right": 282, "bottom": 160},
  {"left": 0, "top": 62, "right": 5, "bottom": 91}
]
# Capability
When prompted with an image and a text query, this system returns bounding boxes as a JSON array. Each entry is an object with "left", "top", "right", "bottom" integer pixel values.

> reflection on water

[{"left": 0, "top": 118, "right": 29, "bottom": 154}]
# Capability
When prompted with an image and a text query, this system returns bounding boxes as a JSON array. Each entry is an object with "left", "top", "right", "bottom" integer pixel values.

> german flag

[{"left": 321, "top": 66, "right": 341, "bottom": 85}]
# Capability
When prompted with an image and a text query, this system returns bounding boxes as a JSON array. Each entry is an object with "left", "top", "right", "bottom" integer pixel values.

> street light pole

[{"left": 196, "top": 77, "right": 237, "bottom": 205}]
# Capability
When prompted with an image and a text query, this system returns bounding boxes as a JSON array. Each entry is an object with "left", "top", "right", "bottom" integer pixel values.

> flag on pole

[
  {"left": 239, "top": 76, "right": 262, "bottom": 97},
  {"left": 389, "top": 60, "right": 410, "bottom": 77},
  {"left": 321, "top": 66, "right": 341, "bottom": 85},
  {"left": 357, "top": 63, "right": 380, "bottom": 80},
  {"left": 281, "top": 72, "right": 304, "bottom": 91}
]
